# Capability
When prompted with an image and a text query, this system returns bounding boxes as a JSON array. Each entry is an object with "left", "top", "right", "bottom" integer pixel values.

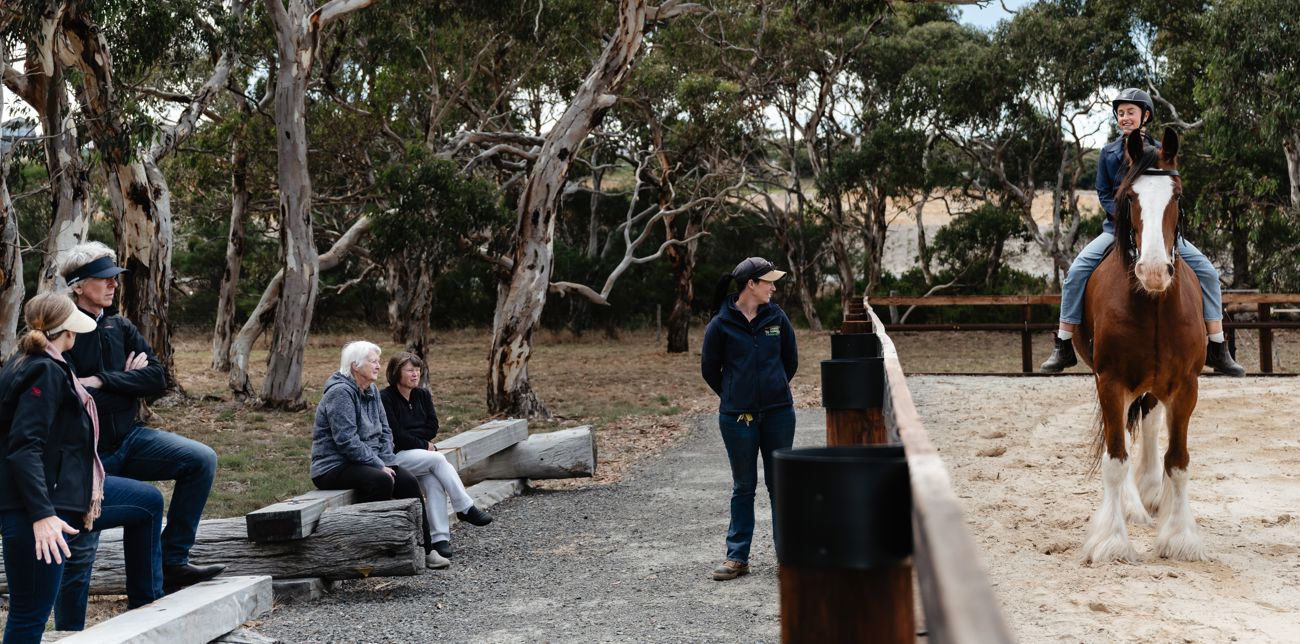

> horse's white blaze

[
  {"left": 1082, "top": 454, "right": 1138, "bottom": 564},
  {"left": 1135, "top": 403, "right": 1165, "bottom": 515},
  {"left": 1132, "top": 174, "right": 1177, "bottom": 291},
  {"left": 1155, "top": 467, "right": 1207, "bottom": 561}
]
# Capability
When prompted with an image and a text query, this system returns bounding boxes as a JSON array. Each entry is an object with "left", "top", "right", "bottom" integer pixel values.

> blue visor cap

[{"left": 65, "top": 256, "right": 127, "bottom": 286}]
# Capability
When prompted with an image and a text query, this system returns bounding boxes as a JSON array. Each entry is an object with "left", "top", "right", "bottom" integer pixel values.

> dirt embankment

[{"left": 910, "top": 375, "right": 1300, "bottom": 642}]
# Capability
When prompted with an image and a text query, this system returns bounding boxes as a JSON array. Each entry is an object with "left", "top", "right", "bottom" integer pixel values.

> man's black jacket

[
  {"left": 0, "top": 351, "right": 96, "bottom": 521},
  {"left": 62, "top": 307, "right": 166, "bottom": 456}
]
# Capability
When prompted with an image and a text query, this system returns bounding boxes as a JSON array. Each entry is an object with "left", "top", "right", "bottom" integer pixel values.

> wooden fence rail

[
  {"left": 866, "top": 293, "right": 1300, "bottom": 374},
  {"left": 857, "top": 302, "right": 1015, "bottom": 643}
]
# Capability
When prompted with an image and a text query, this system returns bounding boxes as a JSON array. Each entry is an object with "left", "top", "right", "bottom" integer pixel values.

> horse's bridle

[{"left": 1125, "top": 168, "right": 1183, "bottom": 269}]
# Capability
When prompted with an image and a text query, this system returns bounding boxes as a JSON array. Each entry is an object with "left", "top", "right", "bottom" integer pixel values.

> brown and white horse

[{"left": 1075, "top": 127, "right": 1208, "bottom": 564}]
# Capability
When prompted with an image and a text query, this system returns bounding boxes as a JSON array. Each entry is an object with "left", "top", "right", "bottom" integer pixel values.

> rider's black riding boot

[
  {"left": 1205, "top": 340, "right": 1246, "bottom": 377},
  {"left": 1040, "top": 336, "right": 1078, "bottom": 373}
]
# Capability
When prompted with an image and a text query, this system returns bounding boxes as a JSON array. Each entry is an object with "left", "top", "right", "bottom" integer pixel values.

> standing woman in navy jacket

[
  {"left": 0, "top": 294, "right": 164, "bottom": 643},
  {"left": 700, "top": 257, "right": 798, "bottom": 581}
]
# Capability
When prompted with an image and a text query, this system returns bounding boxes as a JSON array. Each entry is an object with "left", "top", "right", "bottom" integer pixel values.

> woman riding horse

[{"left": 1076, "top": 127, "right": 1207, "bottom": 564}]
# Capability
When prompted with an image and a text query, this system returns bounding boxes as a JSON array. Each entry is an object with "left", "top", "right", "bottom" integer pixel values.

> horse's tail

[{"left": 1088, "top": 393, "right": 1152, "bottom": 474}]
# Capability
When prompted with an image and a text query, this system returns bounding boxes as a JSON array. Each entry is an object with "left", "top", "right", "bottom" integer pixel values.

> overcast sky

[{"left": 957, "top": 0, "right": 1034, "bottom": 30}]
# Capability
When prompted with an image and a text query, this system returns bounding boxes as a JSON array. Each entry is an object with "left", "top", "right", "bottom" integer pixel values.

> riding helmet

[{"left": 1112, "top": 88, "right": 1154, "bottom": 125}]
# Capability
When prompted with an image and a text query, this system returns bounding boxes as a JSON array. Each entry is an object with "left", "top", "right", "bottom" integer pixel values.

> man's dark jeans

[{"left": 54, "top": 426, "right": 214, "bottom": 630}]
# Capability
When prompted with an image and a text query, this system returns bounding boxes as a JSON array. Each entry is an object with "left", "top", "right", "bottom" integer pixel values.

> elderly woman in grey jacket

[{"left": 310, "top": 341, "right": 447, "bottom": 569}]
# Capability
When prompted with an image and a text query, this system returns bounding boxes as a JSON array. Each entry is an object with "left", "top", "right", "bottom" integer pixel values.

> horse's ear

[
  {"left": 1161, "top": 127, "right": 1179, "bottom": 164},
  {"left": 1126, "top": 129, "right": 1144, "bottom": 165}
]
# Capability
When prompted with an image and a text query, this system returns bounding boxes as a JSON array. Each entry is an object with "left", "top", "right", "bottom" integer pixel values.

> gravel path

[{"left": 258, "top": 409, "right": 826, "bottom": 643}]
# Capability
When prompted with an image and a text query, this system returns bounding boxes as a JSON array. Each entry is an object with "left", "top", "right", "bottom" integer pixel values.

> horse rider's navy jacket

[
  {"left": 62, "top": 306, "right": 167, "bottom": 457},
  {"left": 0, "top": 351, "right": 96, "bottom": 522},
  {"left": 1097, "top": 132, "right": 1159, "bottom": 220},
  {"left": 701, "top": 296, "right": 798, "bottom": 415}
]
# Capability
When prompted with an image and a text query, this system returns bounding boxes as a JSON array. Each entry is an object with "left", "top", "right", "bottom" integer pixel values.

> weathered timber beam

[
  {"left": 55, "top": 575, "right": 272, "bottom": 644},
  {"left": 2, "top": 500, "right": 423, "bottom": 595},
  {"left": 458, "top": 426, "right": 596, "bottom": 486},
  {"left": 245, "top": 489, "right": 354, "bottom": 542},
  {"left": 434, "top": 418, "right": 529, "bottom": 470}
]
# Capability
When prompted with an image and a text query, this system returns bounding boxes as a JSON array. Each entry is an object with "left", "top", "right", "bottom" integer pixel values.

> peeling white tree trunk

[
  {"left": 60, "top": 4, "right": 240, "bottom": 381},
  {"left": 2, "top": 33, "right": 91, "bottom": 294},
  {"left": 488, "top": 0, "right": 680, "bottom": 417},
  {"left": 385, "top": 252, "right": 435, "bottom": 360},
  {"left": 212, "top": 98, "right": 252, "bottom": 372},
  {"left": 0, "top": 73, "right": 23, "bottom": 359},
  {"left": 1284, "top": 135, "right": 1300, "bottom": 210},
  {"left": 260, "top": 0, "right": 380, "bottom": 408},
  {"left": 228, "top": 215, "right": 371, "bottom": 399}
]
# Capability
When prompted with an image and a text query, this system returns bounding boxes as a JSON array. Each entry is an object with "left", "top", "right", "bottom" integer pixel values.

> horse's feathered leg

[
  {"left": 1082, "top": 383, "right": 1140, "bottom": 564},
  {"left": 1156, "top": 388, "right": 1207, "bottom": 561},
  {"left": 1134, "top": 399, "right": 1165, "bottom": 516}
]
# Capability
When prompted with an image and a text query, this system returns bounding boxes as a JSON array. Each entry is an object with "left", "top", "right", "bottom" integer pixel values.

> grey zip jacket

[{"left": 310, "top": 372, "right": 397, "bottom": 479}]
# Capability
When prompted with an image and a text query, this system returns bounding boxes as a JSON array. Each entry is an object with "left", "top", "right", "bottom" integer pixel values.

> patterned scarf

[{"left": 44, "top": 344, "right": 105, "bottom": 529}]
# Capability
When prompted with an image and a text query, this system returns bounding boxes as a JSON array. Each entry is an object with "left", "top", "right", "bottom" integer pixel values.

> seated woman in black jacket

[
  {"left": 0, "top": 294, "right": 164, "bottom": 643},
  {"left": 380, "top": 352, "right": 492, "bottom": 561}
]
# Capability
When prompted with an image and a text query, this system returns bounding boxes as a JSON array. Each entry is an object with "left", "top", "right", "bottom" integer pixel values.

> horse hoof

[
  {"left": 1080, "top": 536, "right": 1139, "bottom": 565},
  {"left": 1156, "top": 536, "right": 1208, "bottom": 562}
]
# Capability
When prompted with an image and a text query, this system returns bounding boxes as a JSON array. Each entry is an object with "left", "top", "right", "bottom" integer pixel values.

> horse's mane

[{"left": 1113, "top": 145, "right": 1163, "bottom": 272}]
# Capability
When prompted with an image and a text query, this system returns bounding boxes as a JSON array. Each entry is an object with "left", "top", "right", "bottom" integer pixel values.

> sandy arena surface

[{"left": 909, "top": 375, "right": 1300, "bottom": 643}]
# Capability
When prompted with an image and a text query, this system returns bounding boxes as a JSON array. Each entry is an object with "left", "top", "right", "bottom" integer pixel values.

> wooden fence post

[{"left": 775, "top": 331, "right": 914, "bottom": 643}]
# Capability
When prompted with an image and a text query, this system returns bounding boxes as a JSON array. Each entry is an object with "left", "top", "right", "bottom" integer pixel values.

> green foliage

[
  {"left": 932, "top": 204, "right": 1025, "bottom": 277},
  {"left": 369, "top": 148, "right": 512, "bottom": 261}
]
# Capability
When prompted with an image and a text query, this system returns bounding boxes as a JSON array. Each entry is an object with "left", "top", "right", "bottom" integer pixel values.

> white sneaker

[{"left": 425, "top": 550, "right": 450, "bottom": 570}]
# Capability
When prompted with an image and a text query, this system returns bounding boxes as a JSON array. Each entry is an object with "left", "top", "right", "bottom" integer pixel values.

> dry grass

[{"left": 152, "top": 326, "right": 831, "bottom": 516}]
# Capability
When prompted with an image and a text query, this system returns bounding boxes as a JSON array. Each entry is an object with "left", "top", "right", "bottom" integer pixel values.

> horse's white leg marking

[
  {"left": 1121, "top": 422, "right": 1153, "bottom": 526},
  {"left": 1082, "top": 454, "right": 1139, "bottom": 564},
  {"left": 1135, "top": 402, "right": 1165, "bottom": 516},
  {"left": 1156, "top": 466, "right": 1207, "bottom": 561}
]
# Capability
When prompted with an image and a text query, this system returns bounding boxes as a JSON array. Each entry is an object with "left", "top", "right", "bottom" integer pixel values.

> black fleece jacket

[
  {"left": 700, "top": 296, "right": 798, "bottom": 415},
  {"left": 61, "top": 307, "right": 167, "bottom": 456},
  {"left": 379, "top": 385, "right": 441, "bottom": 452},
  {"left": 0, "top": 351, "right": 96, "bottom": 521}
]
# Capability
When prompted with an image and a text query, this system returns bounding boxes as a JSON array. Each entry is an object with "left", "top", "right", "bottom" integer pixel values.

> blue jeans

[
  {"left": 3, "top": 476, "right": 163, "bottom": 641},
  {"left": 718, "top": 406, "right": 796, "bottom": 564},
  {"left": 55, "top": 426, "right": 214, "bottom": 630},
  {"left": 1059, "top": 220, "right": 1223, "bottom": 325}
]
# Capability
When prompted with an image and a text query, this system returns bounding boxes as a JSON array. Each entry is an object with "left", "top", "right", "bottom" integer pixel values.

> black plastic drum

[{"left": 773, "top": 445, "right": 912, "bottom": 570}]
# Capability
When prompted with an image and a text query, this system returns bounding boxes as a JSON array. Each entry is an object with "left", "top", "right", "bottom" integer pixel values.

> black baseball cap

[
  {"left": 732, "top": 257, "right": 786, "bottom": 283},
  {"left": 65, "top": 256, "right": 127, "bottom": 286}
]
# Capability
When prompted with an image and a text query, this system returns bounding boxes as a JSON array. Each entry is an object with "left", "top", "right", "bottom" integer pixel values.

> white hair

[
  {"left": 339, "top": 340, "right": 381, "bottom": 375},
  {"left": 59, "top": 241, "right": 118, "bottom": 280}
]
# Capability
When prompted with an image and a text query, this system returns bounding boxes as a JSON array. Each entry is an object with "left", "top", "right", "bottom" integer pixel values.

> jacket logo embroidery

[
  {"left": 764, "top": 325, "right": 780, "bottom": 337},
  {"left": 30, "top": 386, "right": 42, "bottom": 397}
]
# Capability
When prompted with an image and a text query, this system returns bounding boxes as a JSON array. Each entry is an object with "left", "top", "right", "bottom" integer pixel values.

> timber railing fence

[{"left": 862, "top": 293, "right": 1300, "bottom": 374}]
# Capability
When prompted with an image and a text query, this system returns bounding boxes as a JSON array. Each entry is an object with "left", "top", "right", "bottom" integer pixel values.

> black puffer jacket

[
  {"left": 61, "top": 307, "right": 166, "bottom": 456},
  {"left": 0, "top": 351, "right": 96, "bottom": 522}
]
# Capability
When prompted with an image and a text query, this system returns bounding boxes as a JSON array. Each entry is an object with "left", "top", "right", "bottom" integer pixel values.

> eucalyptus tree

[
  {"left": 258, "top": 0, "right": 381, "bottom": 408},
  {"left": 0, "top": 52, "right": 22, "bottom": 357},
  {"left": 42, "top": 0, "right": 250, "bottom": 381},
  {"left": 474, "top": 0, "right": 707, "bottom": 417},
  {"left": 922, "top": 0, "right": 1139, "bottom": 273},
  {"left": 1, "top": 5, "right": 92, "bottom": 293}
]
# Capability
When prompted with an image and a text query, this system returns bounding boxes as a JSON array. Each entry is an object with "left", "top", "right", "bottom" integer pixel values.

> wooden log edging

[
  {"left": 435, "top": 418, "right": 529, "bottom": 470},
  {"left": 458, "top": 426, "right": 595, "bottom": 486},
  {"left": 867, "top": 301, "right": 1014, "bottom": 643}
]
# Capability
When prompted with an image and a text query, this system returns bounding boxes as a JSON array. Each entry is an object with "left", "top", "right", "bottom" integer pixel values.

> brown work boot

[
  {"left": 1206, "top": 340, "right": 1246, "bottom": 377},
  {"left": 712, "top": 560, "right": 749, "bottom": 581},
  {"left": 1040, "top": 336, "right": 1078, "bottom": 373}
]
